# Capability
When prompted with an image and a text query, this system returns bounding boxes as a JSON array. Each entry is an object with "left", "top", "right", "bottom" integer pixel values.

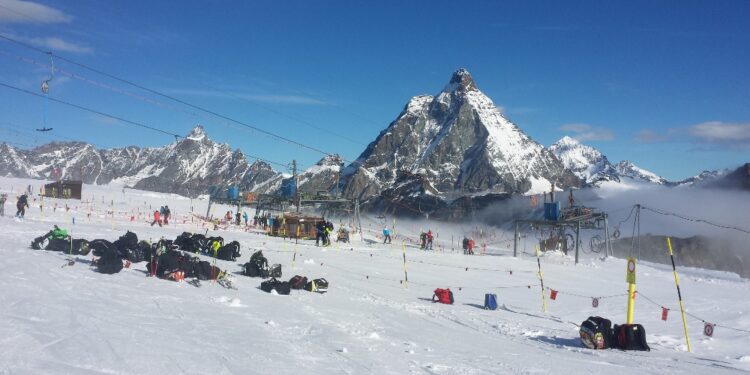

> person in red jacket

[{"left": 150, "top": 210, "right": 162, "bottom": 227}]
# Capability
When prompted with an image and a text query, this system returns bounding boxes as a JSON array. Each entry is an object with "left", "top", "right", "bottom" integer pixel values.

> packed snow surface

[{"left": 1, "top": 177, "right": 748, "bottom": 374}]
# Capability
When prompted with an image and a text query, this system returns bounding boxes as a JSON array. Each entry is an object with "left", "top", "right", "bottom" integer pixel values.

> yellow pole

[
  {"left": 626, "top": 257, "right": 636, "bottom": 324},
  {"left": 627, "top": 283, "right": 636, "bottom": 324},
  {"left": 292, "top": 224, "right": 300, "bottom": 269},
  {"left": 402, "top": 241, "right": 409, "bottom": 289},
  {"left": 535, "top": 245, "right": 547, "bottom": 313},
  {"left": 667, "top": 237, "right": 692, "bottom": 352}
]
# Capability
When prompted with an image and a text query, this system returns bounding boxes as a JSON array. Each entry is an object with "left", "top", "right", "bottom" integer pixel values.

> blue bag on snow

[{"left": 484, "top": 293, "right": 498, "bottom": 310}]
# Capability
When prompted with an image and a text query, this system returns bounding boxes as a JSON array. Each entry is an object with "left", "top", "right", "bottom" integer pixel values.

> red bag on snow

[{"left": 432, "top": 288, "right": 454, "bottom": 304}]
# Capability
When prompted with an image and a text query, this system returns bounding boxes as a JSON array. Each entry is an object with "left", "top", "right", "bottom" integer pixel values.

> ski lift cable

[
  {"left": 640, "top": 205, "right": 750, "bottom": 235},
  {"left": 0, "top": 33, "right": 348, "bottom": 162},
  {"left": 196, "top": 81, "right": 368, "bottom": 147},
  {"left": 0, "top": 49, "right": 203, "bottom": 118},
  {"left": 0, "top": 49, "right": 350, "bottom": 169},
  {"left": 0, "top": 81, "right": 182, "bottom": 138}
]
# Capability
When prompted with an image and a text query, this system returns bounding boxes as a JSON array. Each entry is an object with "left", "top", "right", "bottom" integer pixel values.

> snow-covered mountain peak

[
  {"left": 614, "top": 160, "right": 667, "bottom": 184},
  {"left": 341, "top": 69, "right": 577, "bottom": 200},
  {"left": 557, "top": 136, "right": 580, "bottom": 146},
  {"left": 186, "top": 124, "right": 206, "bottom": 141},
  {"left": 444, "top": 68, "right": 477, "bottom": 92},
  {"left": 316, "top": 154, "right": 344, "bottom": 167}
]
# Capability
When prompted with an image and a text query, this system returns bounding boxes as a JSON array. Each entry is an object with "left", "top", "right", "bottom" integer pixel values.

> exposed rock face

[
  {"left": 707, "top": 163, "right": 750, "bottom": 191},
  {"left": 296, "top": 154, "right": 344, "bottom": 195},
  {"left": 341, "top": 69, "right": 579, "bottom": 202},
  {"left": 0, "top": 125, "right": 283, "bottom": 197},
  {"left": 361, "top": 171, "right": 447, "bottom": 218}
]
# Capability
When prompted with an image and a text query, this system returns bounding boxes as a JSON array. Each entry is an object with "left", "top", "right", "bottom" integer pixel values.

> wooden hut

[
  {"left": 271, "top": 214, "right": 322, "bottom": 239},
  {"left": 44, "top": 180, "right": 83, "bottom": 200}
]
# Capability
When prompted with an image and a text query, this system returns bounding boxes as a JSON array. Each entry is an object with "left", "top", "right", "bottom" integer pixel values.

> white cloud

[
  {"left": 170, "top": 88, "right": 328, "bottom": 105},
  {"left": 688, "top": 121, "right": 750, "bottom": 146},
  {"left": 0, "top": 0, "right": 72, "bottom": 24},
  {"left": 559, "top": 123, "right": 614, "bottom": 141}
]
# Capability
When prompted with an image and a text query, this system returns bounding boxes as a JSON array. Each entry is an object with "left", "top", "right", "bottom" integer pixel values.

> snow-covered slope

[
  {"left": 1, "top": 176, "right": 749, "bottom": 374},
  {"left": 342, "top": 69, "right": 579, "bottom": 201}
]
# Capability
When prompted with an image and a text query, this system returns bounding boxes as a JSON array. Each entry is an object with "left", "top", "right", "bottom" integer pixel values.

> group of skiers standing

[
  {"left": 462, "top": 236, "right": 476, "bottom": 255},
  {"left": 150, "top": 205, "right": 171, "bottom": 227},
  {"left": 315, "top": 219, "right": 334, "bottom": 246},
  {"left": 420, "top": 230, "right": 434, "bottom": 250}
]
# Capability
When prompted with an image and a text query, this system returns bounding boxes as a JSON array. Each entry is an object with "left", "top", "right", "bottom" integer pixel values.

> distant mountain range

[{"left": 0, "top": 69, "right": 745, "bottom": 217}]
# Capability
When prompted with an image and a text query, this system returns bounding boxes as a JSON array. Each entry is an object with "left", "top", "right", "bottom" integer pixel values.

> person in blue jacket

[{"left": 383, "top": 227, "right": 392, "bottom": 244}]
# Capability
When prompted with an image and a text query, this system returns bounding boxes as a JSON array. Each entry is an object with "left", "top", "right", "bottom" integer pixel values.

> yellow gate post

[
  {"left": 626, "top": 257, "right": 637, "bottom": 324},
  {"left": 667, "top": 237, "right": 692, "bottom": 352},
  {"left": 535, "top": 245, "right": 547, "bottom": 313}
]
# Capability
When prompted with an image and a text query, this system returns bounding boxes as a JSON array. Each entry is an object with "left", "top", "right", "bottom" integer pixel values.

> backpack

[
  {"left": 579, "top": 316, "right": 613, "bottom": 349},
  {"left": 244, "top": 251, "right": 269, "bottom": 278},
  {"left": 93, "top": 240, "right": 124, "bottom": 274},
  {"left": 216, "top": 241, "right": 241, "bottom": 261},
  {"left": 304, "top": 278, "right": 328, "bottom": 293},
  {"left": 289, "top": 275, "right": 308, "bottom": 289},
  {"left": 484, "top": 293, "right": 498, "bottom": 310},
  {"left": 114, "top": 231, "right": 139, "bottom": 257},
  {"left": 196, "top": 260, "right": 221, "bottom": 280},
  {"left": 613, "top": 324, "right": 650, "bottom": 351},
  {"left": 260, "top": 278, "right": 291, "bottom": 295},
  {"left": 45, "top": 238, "right": 70, "bottom": 252},
  {"left": 30, "top": 235, "right": 47, "bottom": 250},
  {"left": 90, "top": 240, "right": 116, "bottom": 258},
  {"left": 432, "top": 288, "right": 454, "bottom": 304},
  {"left": 269, "top": 264, "right": 282, "bottom": 278},
  {"left": 124, "top": 247, "right": 146, "bottom": 263}
]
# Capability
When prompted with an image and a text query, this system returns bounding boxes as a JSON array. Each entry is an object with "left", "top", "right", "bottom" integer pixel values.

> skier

[
  {"left": 426, "top": 230, "right": 434, "bottom": 250},
  {"left": 16, "top": 194, "right": 29, "bottom": 218},
  {"left": 467, "top": 238, "right": 475, "bottom": 255},
  {"left": 383, "top": 227, "right": 392, "bottom": 244},
  {"left": 324, "top": 221, "right": 334, "bottom": 246},
  {"left": 235, "top": 211, "right": 241, "bottom": 226},
  {"left": 163, "top": 205, "right": 171, "bottom": 225},
  {"left": 242, "top": 211, "right": 249, "bottom": 226},
  {"left": 420, "top": 232, "right": 427, "bottom": 249},
  {"left": 0, "top": 193, "right": 6, "bottom": 216},
  {"left": 150, "top": 210, "right": 162, "bottom": 227},
  {"left": 315, "top": 220, "right": 325, "bottom": 246}
]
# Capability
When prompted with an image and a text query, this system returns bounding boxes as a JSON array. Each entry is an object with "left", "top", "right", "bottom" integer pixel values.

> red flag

[
  {"left": 661, "top": 307, "right": 669, "bottom": 321},
  {"left": 550, "top": 290, "right": 558, "bottom": 300}
]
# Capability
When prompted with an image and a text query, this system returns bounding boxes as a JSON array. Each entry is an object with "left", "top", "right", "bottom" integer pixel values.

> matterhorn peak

[
  {"left": 186, "top": 124, "right": 206, "bottom": 140},
  {"left": 444, "top": 68, "right": 477, "bottom": 92}
]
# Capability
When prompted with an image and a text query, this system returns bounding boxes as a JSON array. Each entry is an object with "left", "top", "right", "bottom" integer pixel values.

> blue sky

[{"left": 0, "top": 0, "right": 748, "bottom": 179}]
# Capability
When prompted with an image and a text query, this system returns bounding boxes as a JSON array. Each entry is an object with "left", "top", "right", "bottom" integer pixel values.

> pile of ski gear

[
  {"left": 579, "top": 316, "right": 650, "bottom": 351},
  {"left": 30, "top": 225, "right": 90, "bottom": 255},
  {"left": 173, "top": 232, "right": 241, "bottom": 261}
]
